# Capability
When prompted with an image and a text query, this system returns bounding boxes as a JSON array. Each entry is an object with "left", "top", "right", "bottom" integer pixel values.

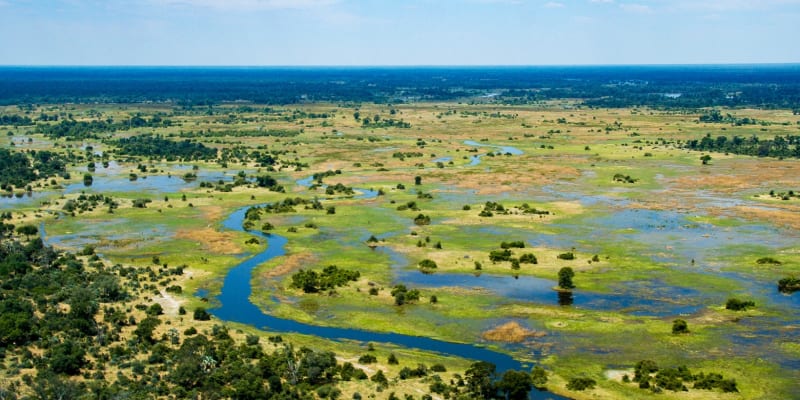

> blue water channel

[
  {"left": 295, "top": 175, "right": 380, "bottom": 200},
  {"left": 212, "top": 205, "right": 567, "bottom": 400},
  {"left": 462, "top": 140, "right": 523, "bottom": 166}
]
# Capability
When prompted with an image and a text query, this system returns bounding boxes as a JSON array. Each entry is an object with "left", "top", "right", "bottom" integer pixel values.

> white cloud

[
  {"left": 470, "top": 0, "right": 523, "bottom": 4},
  {"left": 675, "top": 0, "right": 800, "bottom": 12},
  {"left": 544, "top": 1, "right": 565, "bottom": 8},
  {"left": 589, "top": 0, "right": 614, "bottom": 3},
  {"left": 152, "top": 0, "right": 339, "bottom": 11},
  {"left": 619, "top": 3, "right": 652, "bottom": 13}
]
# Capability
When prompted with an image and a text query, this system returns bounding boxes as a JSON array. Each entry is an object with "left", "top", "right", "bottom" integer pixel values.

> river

[{"left": 211, "top": 205, "right": 567, "bottom": 400}]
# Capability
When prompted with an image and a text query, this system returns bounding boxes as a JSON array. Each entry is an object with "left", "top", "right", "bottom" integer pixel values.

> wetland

[{"left": 1, "top": 66, "right": 799, "bottom": 399}]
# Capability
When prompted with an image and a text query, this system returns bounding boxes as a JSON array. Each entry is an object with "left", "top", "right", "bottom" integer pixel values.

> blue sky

[{"left": 0, "top": 0, "right": 798, "bottom": 65}]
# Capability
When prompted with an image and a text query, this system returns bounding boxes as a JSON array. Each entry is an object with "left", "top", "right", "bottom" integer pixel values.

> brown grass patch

[
  {"left": 175, "top": 228, "right": 242, "bottom": 254},
  {"left": 481, "top": 321, "right": 546, "bottom": 343},
  {"left": 733, "top": 206, "right": 800, "bottom": 230},
  {"left": 262, "top": 252, "right": 316, "bottom": 278},
  {"left": 202, "top": 205, "right": 225, "bottom": 222}
]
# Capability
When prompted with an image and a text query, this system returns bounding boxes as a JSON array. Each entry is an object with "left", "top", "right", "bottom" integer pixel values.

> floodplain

[{"left": 2, "top": 89, "right": 799, "bottom": 399}]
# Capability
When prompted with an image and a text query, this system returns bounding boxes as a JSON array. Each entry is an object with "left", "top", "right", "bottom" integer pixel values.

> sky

[{"left": 0, "top": 0, "right": 798, "bottom": 65}]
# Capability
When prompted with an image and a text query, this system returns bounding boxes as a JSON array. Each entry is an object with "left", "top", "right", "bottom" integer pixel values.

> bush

[
  {"left": 531, "top": 366, "right": 548, "bottom": 389},
  {"left": 358, "top": 354, "right": 377, "bottom": 364},
  {"left": 558, "top": 267, "right": 575, "bottom": 289},
  {"left": 557, "top": 252, "right": 575, "bottom": 260},
  {"left": 418, "top": 259, "right": 438, "bottom": 270},
  {"left": 778, "top": 276, "right": 800, "bottom": 293},
  {"left": 725, "top": 298, "right": 755, "bottom": 311},
  {"left": 193, "top": 307, "right": 211, "bottom": 321},
  {"left": 413, "top": 214, "right": 431, "bottom": 225},
  {"left": 672, "top": 319, "right": 689, "bottom": 334},
  {"left": 566, "top": 377, "right": 596, "bottom": 391}
]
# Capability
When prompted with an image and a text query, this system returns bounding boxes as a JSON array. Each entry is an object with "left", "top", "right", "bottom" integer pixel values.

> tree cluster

[
  {"left": 683, "top": 134, "right": 800, "bottom": 159},
  {"left": 290, "top": 265, "right": 360, "bottom": 294}
]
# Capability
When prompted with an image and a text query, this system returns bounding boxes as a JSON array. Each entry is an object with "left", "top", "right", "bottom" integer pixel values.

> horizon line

[{"left": 1, "top": 63, "right": 799, "bottom": 68}]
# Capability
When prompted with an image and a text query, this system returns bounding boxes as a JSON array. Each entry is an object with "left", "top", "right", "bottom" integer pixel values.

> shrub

[
  {"left": 725, "top": 298, "right": 755, "bottom": 311},
  {"left": 557, "top": 252, "right": 575, "bottom": 260},
  {"left": 672, "top": 319, "right": 689, "bottom": 334},
  {"left": 193, "top": 307, "right": 211, "bottom": 321},
  {"left": 418, "top": 259, "right": 438, "bottom": 270},
  {"left": 358, "top": 354, "right": 377, "bottom": 364},
  {"left": 566, "top": 377, "right": 596, "bottom": 391}
]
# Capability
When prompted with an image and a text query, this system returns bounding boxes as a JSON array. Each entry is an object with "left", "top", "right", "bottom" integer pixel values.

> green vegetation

[
  {"left": 115, "top": 135, "right": 217, "bottom": 161},
  {"left": 290, "top": 265, "right": 360, "bottom": 293},
  {"left": 566, "top": 377, "right": 596, "bottom": 391},
  {"left": 726, "top": 298, "right": 756, "bottom": 311},
  {"left": 3, "top": 90, "right": 800, "bottom": 399},
  {"left": 0, "top": 148, "right": 66, "bottom": 189},
  {"left": 557, "top": 267, "right": 575, "bottom": 289},
  {"left": 777, "top": 276, "right": 800, "bottom": 293},
  {"left": 630, "top": 359, "right": 738, "bottom": 394},
  {"left": 672, "top": 319, "right": 690, "bottom": 334},
  {"left": 684, "top": 134, "right": 800, "bottom": 159}
]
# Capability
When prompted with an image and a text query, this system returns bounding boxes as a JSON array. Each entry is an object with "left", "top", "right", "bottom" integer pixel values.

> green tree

[
  {"left": 465, "top": 361, "right": 496, "bottom": 399},
  {"left": 531, "top": 366, "right": 548, "bottom": 389},
  {"left": 134, "top": 316, "right": 161, "bottom": 344},
  {"left": 498, "top": 370, "right": 533, "bottom": 400},
  {"left": 418, "top": 259, "right": 437, "bottom": 270},
  {"left": 193, "top": 307, "right": 211, "bottom": 321},
  {"left": 15, "top": 225, "right": 37, "bottom": 240},
  {"left": 48, "top": 340, "right": 87, "bottom": 375},
  {"left": 672, "top": 319, "right": 689, "bottom": 334},
  {"left": 558, "top": 267, "right": 575, "bottom": 289}
]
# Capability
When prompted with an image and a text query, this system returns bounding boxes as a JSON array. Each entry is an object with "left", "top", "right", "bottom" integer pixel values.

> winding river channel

[
  {"left": 212, "top": 205, "right": 566, "bottom": 400},
  {"left": 211, "top": 143, "right": 565, "bottom": 398}
]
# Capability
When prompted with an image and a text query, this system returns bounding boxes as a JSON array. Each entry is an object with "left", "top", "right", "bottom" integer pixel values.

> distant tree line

[
  {"left": 0, "top": 148, "right": 66, "bottom": 189},
  {"left": 35, "top": 115, "right": 172, "bottom": 140},
  {"left": 0, "top": 115, "right": 34, "bottom": 125},
  {"left": 113, "top": 135, "right": 217, "bottom": 161},
  {"left": 683, "top": 134, "right": 800, "bottom": 159},
  {"left": 4, "top": 66, "right": 800, "bottom": 108}
]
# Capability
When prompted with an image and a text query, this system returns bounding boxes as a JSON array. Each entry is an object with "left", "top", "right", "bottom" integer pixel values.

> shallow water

[
  {"left": 211, "top": 205, "right": 568, "bottom": 400},
  {"left": 295, "top": 175, "right": 379, "bottom": 200},
  {"left": 464, "top": 140, "right": 524, "bottom": 156},
  {"left": 65, "top": 169, "right": 229, "bottom": 194},
  {"left": 0, "top": 191, "right": 57, "bottom": 209},
  {"left": 380, "top": 246, "right": 704, "bottom": 317}
]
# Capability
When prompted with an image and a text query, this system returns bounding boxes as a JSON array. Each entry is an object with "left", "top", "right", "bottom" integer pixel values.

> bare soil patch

[
  {"left": 481, "top": 321, "right": 546, "bottom": 343},
  {"left": 175, "top": 228, "right": 242, "bottom": 254}
]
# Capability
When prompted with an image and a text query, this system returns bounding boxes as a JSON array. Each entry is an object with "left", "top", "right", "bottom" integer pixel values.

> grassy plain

[{"left": 3, "top": 101, "right": 799, "bottom": 398}]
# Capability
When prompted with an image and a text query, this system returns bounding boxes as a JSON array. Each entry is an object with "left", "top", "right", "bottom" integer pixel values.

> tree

[
  {"left": 700, "top": 154, "right": 712, "bottom": 165},
  {"left": 418, "top": 259, "right": 437, "bottom": 271},
  {"left": 414, "top": 176, "right": 422, "bottom": 185},
  {"left": 15, "top": 225, "right": 37, "bottom": 240},
  {"left": 370, "top": 370, "right": 388, "bottom": 387},
  {"left": 531, "top": 366, "right": 548, "bottom": 389},
  {"left": 134, "top": 316, "right": 161, "bottom": 344},
  {"left": 558, "top": 267, "right": 575, "bottom": 289},
  {"left": 566, "top": 377, "right": 596, "bottom": 391},
  {"left": 465, "top": 361, "right": 496, "bottom": 399},
  {"left": 498, "top": 370, "right": 533, "bottom": 400},
  {"left": 193, "top": 307, "right": 211, "bottom": 321},
  {"left": 48, "top": 340, "right": 87, "bottom": 375},
  {"left": 672, "top": 319, "right": 689, "bottom": 334}
]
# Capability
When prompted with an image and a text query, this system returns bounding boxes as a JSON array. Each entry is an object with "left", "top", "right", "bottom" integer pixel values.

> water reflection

[{"left": 557, "top": 291, "right": 574, "bottom": 306}]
